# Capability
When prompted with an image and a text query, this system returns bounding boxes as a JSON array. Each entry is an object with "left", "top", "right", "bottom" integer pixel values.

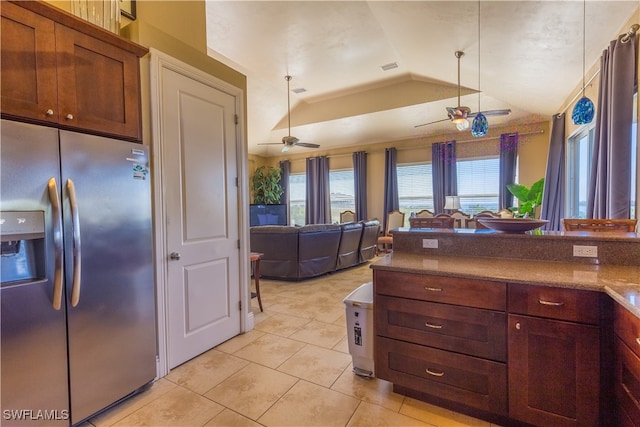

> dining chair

[
  {"left": 339, "top": 210, "right": 356, "bottom": 223},
  {"left": 448, "top": 210, "right": 471, "bottom": 228},
  {"left": 377, "top": 210, "right": 405, "bottom": 253},
  {"left": 562, "top": 218, "right": 637, "bottom": 232},
  {"left": 415, "top": 209, "right": 435, "bottom": 218},
  {"left": 473, "top": 212, "right": 500, "bottom": 229},
  {"left": 409, "top": 216, "right": 455, "bottom": 229}
]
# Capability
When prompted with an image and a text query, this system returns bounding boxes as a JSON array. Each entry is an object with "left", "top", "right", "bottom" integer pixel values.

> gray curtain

[
  {"left": 432, "top": 141, "right": 457, "bottom": 214},
  {"left": 540, "top": 114, "right": 566, "bottom": 230},
  {"left": 587, "top": 34, "right": 637, "bottom": 218},
  {"left": 279, "top": 160, "right": 290, "bottom": 224},
  {"left": 353, "top": 151, "right": 367, "bottom": 221},
  {"left": 499, "top": 133, "right": 518, "bottom": 210},
  {"left": 383, "top": 148, "right": 399, "bottom": 232},
  {"left": 305, "top": 156, "right": 330, "bottom": 224}
]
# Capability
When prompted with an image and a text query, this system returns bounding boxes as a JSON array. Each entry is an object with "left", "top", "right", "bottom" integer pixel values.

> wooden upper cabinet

[
  {"left": 1, "top": 2, "right": 58, "bottom": 124},
  {"left": 0, "top": 1, "right": 148, "bottom": 142}
]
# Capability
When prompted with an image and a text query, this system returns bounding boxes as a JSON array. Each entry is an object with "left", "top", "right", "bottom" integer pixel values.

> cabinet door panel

[
  {"left": 508, "top": 314, "right": 600, "bottom": 427},
  {"left": 55, "top": 24, "right": 142, "bottom": 141},
  {"left": 376, "top": 295, "right": 506, "bottom": 361},
  {"left": 615, "top": 303, "right": 640, "bottom": 358},
  {"left": 1, "top": 2, "right": 58, "bottom": 123},
  {"left": 616, "top": 338, "right": 640, "bottom": 426}
]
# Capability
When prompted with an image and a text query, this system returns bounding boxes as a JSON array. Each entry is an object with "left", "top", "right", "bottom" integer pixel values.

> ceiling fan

[
  {"left": 259, "top": 75, "right": 320, "bottom": 152},
  {"left": 414, "top": 51, "right": 511, "bottom": 130}
]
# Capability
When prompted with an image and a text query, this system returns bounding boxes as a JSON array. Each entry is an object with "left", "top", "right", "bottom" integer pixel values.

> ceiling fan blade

[
  {"left": 294, "top": 142, "right": 320, "bottom": 148},
  {"left": 469, "top": 109, "right": 512, "bottom": 118},
  {"left": 258, "top": 142, "right": 284, "bottom": 146},
  {"left": 414, "top": 117, "right": 450, "bottom": 128}
]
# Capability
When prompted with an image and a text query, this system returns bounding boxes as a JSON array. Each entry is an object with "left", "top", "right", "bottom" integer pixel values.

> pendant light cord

[
  {"left": 478, "top": 0, "right": 481, "bottom": 112},
  {"left": 581, "top": 0, "right": 586, "bottom": 97},
  {"left": 285, "top": 75, "right": 292, "bottom": 136}
]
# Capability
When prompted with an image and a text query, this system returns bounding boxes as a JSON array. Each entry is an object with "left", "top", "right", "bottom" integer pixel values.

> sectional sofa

[{"left": 249, "top": 220, "right": 380, "bottom": 280}]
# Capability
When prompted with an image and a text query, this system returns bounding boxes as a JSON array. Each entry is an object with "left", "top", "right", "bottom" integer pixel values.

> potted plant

[
  {"left": 251, "top": 166, "right": 283, "bottom": 204},
  {"left": 506, "top": 177, "right": 544, "bottom": 218}
]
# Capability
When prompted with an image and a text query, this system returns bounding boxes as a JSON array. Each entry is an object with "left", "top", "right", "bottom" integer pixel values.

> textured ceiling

[{"left": 205, "top": 1, "right": 638, "bottom": 157}]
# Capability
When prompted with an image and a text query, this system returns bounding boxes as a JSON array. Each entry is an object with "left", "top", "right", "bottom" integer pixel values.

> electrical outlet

[
  {"left": 573, "top": 245, "right": 598, "bottom": 258},
  {"left": 422, "top": 239, "right": 438, "bottom": 249}
]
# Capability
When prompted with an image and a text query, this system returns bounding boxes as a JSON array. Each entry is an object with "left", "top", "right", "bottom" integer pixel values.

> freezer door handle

[
  {"left": 48, "top": 178, "right": 64, "bottom": 310},
  {"left": 67, "top": 179, "right": 82, "bottom": 307}
]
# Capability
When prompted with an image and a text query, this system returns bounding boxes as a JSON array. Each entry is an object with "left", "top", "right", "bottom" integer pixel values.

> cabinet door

[
  {"left": 1, "top": 2, "right": 58, "bottom": 124},
  {"left": 55, "top": 24, "right": 142, "bottom": 141},
  {"left": 615, "top": 338, "right": 640, "bottom": 426},
  {"left": 508, "top": 314, "right": 600, "bottom": 427}
]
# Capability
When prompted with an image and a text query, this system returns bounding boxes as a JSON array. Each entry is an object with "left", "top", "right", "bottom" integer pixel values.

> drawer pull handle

[
  {"left": 426, "top": 368, "right": 445, "bottom": 377},
  {"left": 538, "top": 299, "right": 564, "bottom": 307},
  {"left": 424, "top": 287, "right": 442, "bottom": 292},
  {"left": 425, "top": 322, "right": 443, "bottom": 329},
  {"left": 636, "top": 338, "right": 640, "bottom": 346}
]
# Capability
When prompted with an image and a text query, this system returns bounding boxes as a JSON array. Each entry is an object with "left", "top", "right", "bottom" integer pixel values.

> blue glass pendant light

[
  {"left": 471, "top": 1, "right": 488, "bottom": 137},
  {"left": 472, "top": 112, "right": 488, "bottom": 136},
  {"left": 572, "top": 0, "right": 594, "bottom": 125}
]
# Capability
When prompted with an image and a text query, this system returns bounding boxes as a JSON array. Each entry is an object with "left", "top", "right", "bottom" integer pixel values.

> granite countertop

[{"left": 371, "top": 252, "right": 640, "bottom": 318}]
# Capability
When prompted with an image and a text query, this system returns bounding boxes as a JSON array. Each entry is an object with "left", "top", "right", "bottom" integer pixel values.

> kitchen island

[{"left": 371, "top": 227, "right": 640, "bottom": 427}]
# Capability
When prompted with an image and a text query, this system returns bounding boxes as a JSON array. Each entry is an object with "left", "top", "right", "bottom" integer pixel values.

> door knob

[{"left": 170, "top": 252, "right": 181, "bottom": 260}]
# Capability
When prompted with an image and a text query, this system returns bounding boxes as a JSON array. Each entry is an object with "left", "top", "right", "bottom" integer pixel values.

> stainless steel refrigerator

[{"left": 1, "top": 119, "right": 157, "bottom": 426}]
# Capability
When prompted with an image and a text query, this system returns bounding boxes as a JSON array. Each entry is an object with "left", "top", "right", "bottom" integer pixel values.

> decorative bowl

[{"left": 477, "top": 218, "right": 549, "bottom": 233}]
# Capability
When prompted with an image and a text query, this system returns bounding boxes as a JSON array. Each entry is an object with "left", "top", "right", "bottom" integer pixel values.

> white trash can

[{"left": 343, "top": 281, "right": 374, "bottom": 378}]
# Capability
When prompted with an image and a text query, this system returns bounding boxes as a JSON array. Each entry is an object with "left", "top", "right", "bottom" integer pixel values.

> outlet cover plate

[
  {"left": 573, "top": 245, "right": 598, "bottom": 258},
  {"left": 422, "top": 239, "right": 438, "bottom": 249}
]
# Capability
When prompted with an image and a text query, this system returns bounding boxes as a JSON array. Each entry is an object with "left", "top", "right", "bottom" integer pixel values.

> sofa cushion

[
  {"left": 336, "top": 222, "right": 364, "bottom": 270},
  {"left": 298, "top": 224, "right": 342, "bottom": 278},
  {"left": 250, "top": 226, "right": 299, "bottom": 279},
  {"left": 359, "top": 219, "right": 380, "bottom": 262}
]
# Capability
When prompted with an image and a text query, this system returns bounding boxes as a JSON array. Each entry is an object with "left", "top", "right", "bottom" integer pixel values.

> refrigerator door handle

[
  {"left": 67, "top": 179, "right": 82, "bottom": 307},
  {"left": 48, "top": 178, "right": 64, "bottom": 310}
]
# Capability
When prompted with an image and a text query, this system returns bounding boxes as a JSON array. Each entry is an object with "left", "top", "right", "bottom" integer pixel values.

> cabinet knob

[
  {"left": 515, "top": 322, "right": 521, "bottom": 330},
  {"left": 66, "top": 114, "right": 74, "bottom": 120},
  {"left": 46, "top": 109, "right": 54, "bottom": 117}
]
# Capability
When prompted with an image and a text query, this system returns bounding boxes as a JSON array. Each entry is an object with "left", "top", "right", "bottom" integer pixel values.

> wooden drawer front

[
  {"left": 616, "top": 337, "right": 640, "bottom": 426},
  {"left": 375, "top": 270, "right": 506, "bottom": 311},
  {"left": 375, "top": 336, "right": 507, "bottom": 415},
  {"left": 376, "top": 295, "right": 506, "bottom": 362},
  {"left": 615, "top": 303, "right": 640, "bottom": 358},
  {"left": 508, "top": 283, "right": 600, "bottom": 325}
]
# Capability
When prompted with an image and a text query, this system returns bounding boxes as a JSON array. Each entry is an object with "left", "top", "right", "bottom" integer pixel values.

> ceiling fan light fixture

[
  {"left": 456, "top": 120, "right": 470, "bottom": 131},
  {"left": 471, "top": 112, "right": 488, "bottom": 136}
]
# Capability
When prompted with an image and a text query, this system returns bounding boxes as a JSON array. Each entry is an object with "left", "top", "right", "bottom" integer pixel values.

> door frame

[{"left": 149, "top": 48, "right": 252, "bottom": 378}]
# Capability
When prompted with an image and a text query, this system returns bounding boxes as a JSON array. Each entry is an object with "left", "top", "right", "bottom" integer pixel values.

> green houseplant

[
  {"left": 506, "top": 177, "right": 544, "bottom": 218},
  {"left": 251, "top": 166, "right": 283, "bottom": 204}
]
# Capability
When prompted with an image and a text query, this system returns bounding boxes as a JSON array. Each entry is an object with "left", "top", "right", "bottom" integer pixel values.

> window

[
  {"left": 456, "top": 157, "right": 500, "bottom": 215},
  {"left": 289, "top": 173, "right": 306, "bottom": 226},
  {"left": 329, "top": 169, "right": 355, "bottom": 223},
  {"left": 397, "top": 163, "right": 433, "bottom": 224},
  {"left": 566, "top": 125, "right": 595, "bottom": 218}
]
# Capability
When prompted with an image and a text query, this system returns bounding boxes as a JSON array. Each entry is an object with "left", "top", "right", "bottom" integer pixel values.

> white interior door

[{"left": 160, "top": 65, "right": 241, "bottom": 368}]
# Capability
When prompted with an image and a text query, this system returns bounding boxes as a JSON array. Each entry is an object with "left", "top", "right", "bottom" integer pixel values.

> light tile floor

[{"left": 84, "top": 259, "right": 501, "bottom": 427}]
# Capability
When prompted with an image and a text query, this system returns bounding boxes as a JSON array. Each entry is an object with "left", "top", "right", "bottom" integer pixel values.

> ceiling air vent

[{"left": 381, "top": 62, "right": 398, "bottom": 71}]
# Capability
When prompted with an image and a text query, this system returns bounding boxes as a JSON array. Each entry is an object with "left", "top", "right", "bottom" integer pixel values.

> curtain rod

[
  {"left": 397, "top": 129, "right": 545, "bottom": 151},
  {"left": 297, "top": 129, "right": 546, "bottom": 160}
]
